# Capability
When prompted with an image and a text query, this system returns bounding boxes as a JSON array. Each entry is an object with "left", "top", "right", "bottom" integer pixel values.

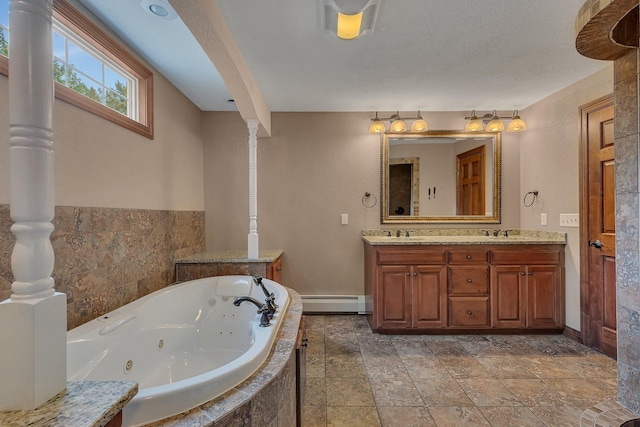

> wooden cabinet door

[
  {"left": 412, "top": 265, "right": 447, "bottom": 328},
  {"left": 527, "top": 265, "right": 563, "bottom": 328},
  {"left": 268, "top": 257, "right": 283, "bottom": 283},
  {"left": 376, "top": 265, "right": 411, "bottom": 329},
  {"left": 491, "top": 265, "right": 526, "bottom": 328}
]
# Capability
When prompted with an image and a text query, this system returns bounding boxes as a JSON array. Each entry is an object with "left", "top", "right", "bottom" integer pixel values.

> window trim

[{"left": 0, "top": 0, "right": 154, "bottom": 139}]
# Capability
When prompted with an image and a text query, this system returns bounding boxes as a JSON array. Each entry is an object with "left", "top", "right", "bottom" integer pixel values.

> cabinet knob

[
  {"left": 466, "top": 310, "right": 473, "bottom": 315},
  {"left": 413, "top": 272, "right": 418, "bottom": 276},
  {"left": 406, "top": 272, "right": 410, "bottom": 276},
  {"left": 528, "top": 272, "right": 533, "bottom": 276},
  {"left": 520, "top": 272, "right": 526, "bottom": 276},
  {"left": 276, "top": 267, "right": 282, "bottom": 272},
  {"left": 466, "top": 255, "right": 472, "bottom": 259},
  {"left": 466, "top": 278, "right": 472, "bottom": 283}
]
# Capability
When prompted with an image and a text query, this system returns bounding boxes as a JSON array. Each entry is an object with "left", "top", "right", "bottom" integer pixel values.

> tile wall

[
  {"left": 0, "top": 205, "right": 205, "bottom": 329},
  {"left": 614, "top": 48, "right": 640, "bottom": 414}
]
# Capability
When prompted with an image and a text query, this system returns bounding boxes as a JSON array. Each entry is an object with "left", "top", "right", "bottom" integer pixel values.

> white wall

[
  {"left": 0, "top": 0, "right": 205, "bottom": 211},
  {"left": 202, "top": 111, "right": 521, "bottom": 297},
  {"left": 520, "top": 64, "right": 613, "bottom": 331}
]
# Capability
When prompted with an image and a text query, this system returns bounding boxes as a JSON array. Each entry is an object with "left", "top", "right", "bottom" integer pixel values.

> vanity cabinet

[
  {"left": 447, "top": 249, "right": 491, "bottom": 327},
  {"left": 373, "top": 247, "right": 448, "bottom": 329},
  {"left": 364, "top": 242, "right": 565, "bottom": 333},
  {"left": 491, "top": 248, "right": 564, "bottom": 329}
]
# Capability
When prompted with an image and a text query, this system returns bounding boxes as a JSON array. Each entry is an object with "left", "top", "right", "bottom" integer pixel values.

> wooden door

[
  {"left": 457, "top": 146, "right": 485, "bottom": 215},
  {"left": 581, "top": 96, "right": 616, "bottom": 357},
  {"left": 389, "top": 163, "right": 412, "bottom": 215},
  {"left": 527, "top": 265, "right": 563, "bottom": 328},
  {"left": 491, "top": 265, "right": 526, "bottom": 328},
  {"left": 376, "top": 265, "right": 411, "bottom": 329},
  {"left": 411, "top": 265, "right": 447, "bottom": 328}
]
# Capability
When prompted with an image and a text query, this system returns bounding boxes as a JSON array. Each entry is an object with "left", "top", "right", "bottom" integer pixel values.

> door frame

[{"left": 579, "top": 93, "right": 614, "bottom": 346}]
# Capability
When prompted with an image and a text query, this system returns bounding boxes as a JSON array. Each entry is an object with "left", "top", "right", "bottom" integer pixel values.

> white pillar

[
  {"left": 0, "top": 0, "right": 67, "bottom": 410},
  {"left": 247, "top": 119, "right": 259, "bottom": 259}
]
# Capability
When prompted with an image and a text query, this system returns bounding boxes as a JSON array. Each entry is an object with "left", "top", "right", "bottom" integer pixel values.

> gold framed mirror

[{"left": 381, "top": 130, "right": 501, "bottom": 224}]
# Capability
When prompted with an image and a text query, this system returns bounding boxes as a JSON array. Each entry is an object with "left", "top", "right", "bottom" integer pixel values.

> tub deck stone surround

[
  {"left": 175, "top": 249, "right": 283, "bottom": 282},
  {"left": 0, "top": 381, "right": 138, "bottom": 427}
]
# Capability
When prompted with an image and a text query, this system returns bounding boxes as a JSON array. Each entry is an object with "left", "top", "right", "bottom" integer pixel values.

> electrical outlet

[
  {"left": 540, "top": 213, "right": 547, "bottom": 226},
  {"left": 559, "top": 213, "right": 579, "bottom": 227}
]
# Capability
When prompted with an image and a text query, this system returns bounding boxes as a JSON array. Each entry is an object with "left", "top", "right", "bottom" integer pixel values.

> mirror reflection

[{"left": 382, "top": 131, "right": 501, "bottom": 224}]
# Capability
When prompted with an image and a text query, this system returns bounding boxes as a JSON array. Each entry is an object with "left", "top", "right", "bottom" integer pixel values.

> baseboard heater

[{"left": 301, "top": 295, "right": 366, "bottom": 314}]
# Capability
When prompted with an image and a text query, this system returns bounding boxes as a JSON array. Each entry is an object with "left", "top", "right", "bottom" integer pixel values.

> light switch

[
  {"left": 341, "top": 214, "right": 348, "bottom": 225},
  {"left": 541, "top": 213, "right": 547, "bottom": 226}
]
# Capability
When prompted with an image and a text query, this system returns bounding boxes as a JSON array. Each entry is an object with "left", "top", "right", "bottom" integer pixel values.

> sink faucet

[
  {"left": 396, "top": 229, "right": 402, "bottom": 237},
  {"left": 405, "top": 230, "right": 414, "bottom": 237},
  {"left": 233, "top": 296, "right": 271, "bottom": 327},
  {"left": 493, "top": 229, "right": 502, "bottom": 237},
  {"left": 503, "top": 230, "right": 512, "bottom": 237}
]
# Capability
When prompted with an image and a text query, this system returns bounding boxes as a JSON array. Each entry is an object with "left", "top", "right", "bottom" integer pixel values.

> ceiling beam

[{"left": 170, "top": 0, "right": 272, "bottom": 137}]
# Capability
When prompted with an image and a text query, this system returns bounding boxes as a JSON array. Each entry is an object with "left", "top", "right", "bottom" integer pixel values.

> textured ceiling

[{"left": 78, "top": 0, "right": 609, "bottom": 113}]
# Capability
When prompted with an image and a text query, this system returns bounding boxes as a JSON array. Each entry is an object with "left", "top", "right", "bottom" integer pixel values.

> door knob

[{"left": 589, "top": 240, "right": 603, "bottom": 249}]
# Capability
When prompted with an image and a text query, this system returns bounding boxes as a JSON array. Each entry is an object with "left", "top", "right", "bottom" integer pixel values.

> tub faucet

[
  {"left": 233, "top": 297, "right": 271, "bottom": 327},
  {"left": 253, "top": 276, "right": 278, "bottom": 318}
]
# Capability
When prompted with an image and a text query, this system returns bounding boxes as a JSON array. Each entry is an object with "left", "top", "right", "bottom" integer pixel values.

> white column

[
  {"left": 247, "top": 119, "right": 259, "bottom": 259},
  {"left": 0, "top": 0, "right": 67, "bottom": 410}
]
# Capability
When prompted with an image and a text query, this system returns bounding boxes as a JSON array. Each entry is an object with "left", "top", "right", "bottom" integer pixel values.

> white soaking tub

[{"left": 67, "top": 275, "right": 290, "bottom": 427}]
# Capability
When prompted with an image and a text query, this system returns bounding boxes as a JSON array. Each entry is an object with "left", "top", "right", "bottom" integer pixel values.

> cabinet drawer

[
  {"left": 448, "top": 297, "right": 490, "bottom": 327},
  {"left": 448, "top": 249, "right": 490, "bottom": 264},
  {"left": 376, "top": 248, "right": 446, "bottom": 265},
  {"left": 491, "top": 249, "right": 560, "bottom": 265},
  {"left": 449, "top": 266, "right": 489, "bottom": 295}
]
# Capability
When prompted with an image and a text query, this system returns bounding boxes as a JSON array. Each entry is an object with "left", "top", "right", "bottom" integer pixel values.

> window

[
  {"left": 0, "top": 1, "right": 7, "bottom": 75},
  {"left": 0, "top": 0, "right": 154, "bottom": 139}
]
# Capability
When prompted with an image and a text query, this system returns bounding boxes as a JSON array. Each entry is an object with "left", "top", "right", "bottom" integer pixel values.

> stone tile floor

[{"left": 301, "top": 314, "right": 619, "bottom": 427}]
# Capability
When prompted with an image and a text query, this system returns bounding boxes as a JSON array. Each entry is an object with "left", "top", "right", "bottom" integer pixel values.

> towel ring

[
  {"left": 523, "top": 190, "right": 538, "bottom": 207},
  {"left": 362, "top": 192, "right": 377, "bottom": 209}
]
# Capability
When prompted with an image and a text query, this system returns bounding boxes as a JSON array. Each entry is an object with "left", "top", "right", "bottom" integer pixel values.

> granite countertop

[
  {"left": 0, "top": 381, "right": 137, "bottom": 427},
  {"left": 175, "top": 249, "right": 284, "bottom": 263},
  {"left": 361, "top": 229, "right": 566, "bottom": 245}
]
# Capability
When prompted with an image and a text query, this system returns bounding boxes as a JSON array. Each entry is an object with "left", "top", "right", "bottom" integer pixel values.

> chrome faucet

[
  {"left": 503, "top": 230, "right": 512, "bottom": 237},
  {"left": 396, "top": 229, "right": 402, "bottom": 237},
  {"left": 493, "top": 229, "right": 502, "bottom": 237},
  {"left": 233, "top": 296, "right": 271, "bottom": 327}
]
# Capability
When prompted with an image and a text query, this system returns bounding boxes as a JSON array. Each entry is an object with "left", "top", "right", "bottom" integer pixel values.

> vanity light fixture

[
  {"left": 368, "top": 111, "right": 429, "bottom": 134},
  {"left": 464, "top": 110, "right": 484, "bottom": 132},
  {"left": 507, "top": 110, "right": 527, "bottom": 132},
  {"left": 485, "top": 110, "right": 505, "bottom": 132},
  {"left": 321, "top": 0, "right": 380, "bottom": 40},
  {"left": 464, "top": 110, "right": 527, "bottom": 133}
]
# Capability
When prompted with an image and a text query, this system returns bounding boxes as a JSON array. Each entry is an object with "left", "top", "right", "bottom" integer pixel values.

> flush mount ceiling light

[
  {"left": 464, "top": 110, "right": 527, "bottom": 133},
  {"left": 321, "top": 0, "right": 381, "bottom": 40},
  {"left": 368, "top": 111, "right": 429, "bottom": 134},
  {"left": 141, "top": 0, "right": 177, "bottom": 20}
]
